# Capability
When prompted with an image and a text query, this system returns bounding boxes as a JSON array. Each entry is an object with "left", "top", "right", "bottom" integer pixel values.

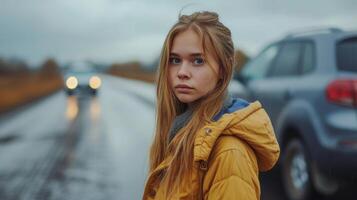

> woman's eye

[
  {"left": 193, "top": 57, "right": 204, "bottom": 65},
  {"left": 169, "top": 57, "right": 181, "bottom": 64}
]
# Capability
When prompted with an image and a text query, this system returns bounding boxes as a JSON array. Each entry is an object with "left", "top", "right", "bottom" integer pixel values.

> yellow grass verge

[
  {"left": 108, "top": 68, "right": 156, "bottom": 83},
  {"left": 0, "top": 72, "right": 64, "bottom": 113}
]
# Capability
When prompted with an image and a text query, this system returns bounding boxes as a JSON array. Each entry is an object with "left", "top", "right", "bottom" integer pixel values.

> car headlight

[
  {"left": 89, "top": 76, "right": 101, "bottom": 89},
  {"left": 66, "top": 76, "right": 78, "bottom": 89}
]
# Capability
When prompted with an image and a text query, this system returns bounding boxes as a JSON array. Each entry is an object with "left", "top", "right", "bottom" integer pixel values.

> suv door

[{"left": 255, "top": 41, "right": 306, "bottom": 126}]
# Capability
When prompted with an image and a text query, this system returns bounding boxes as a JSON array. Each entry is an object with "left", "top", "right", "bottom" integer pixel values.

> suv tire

[{"left": 281, "top": 138, "right": 317, "bottom": 200}]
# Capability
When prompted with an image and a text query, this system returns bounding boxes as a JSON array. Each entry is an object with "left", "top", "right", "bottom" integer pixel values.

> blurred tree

[
  {"left": 40, "top": 58, "right": 60, "bottom": 75},
  {"left": 107, "top": 61, "right": 156, "bottom": 83},
  {"left": 0, "top": 57, "right": 29, "bottom": 75},
  {"left": 110, "top": 61, "right": 141, "bottom": 71},
  {"left": 0, "top": 58, "right": 6, "bottom": 74}
]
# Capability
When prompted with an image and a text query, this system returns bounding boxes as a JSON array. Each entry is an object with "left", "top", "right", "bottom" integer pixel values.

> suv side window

[
  {"left": 240, "top": 44, "right": 279, "bottom": 81},
  {"left": 337, "top": 37, "right": 357, "bottom": 72},
  {"left": 268, "top": 42, "right": 302, "bottom": 77},
  {"left": 301, "top": 42, "right": 315, "bottom": 74}
]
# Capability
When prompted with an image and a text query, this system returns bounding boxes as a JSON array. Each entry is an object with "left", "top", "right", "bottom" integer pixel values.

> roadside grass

[{"left": 0, "top": 71, "right": 63, "bottom": 113}]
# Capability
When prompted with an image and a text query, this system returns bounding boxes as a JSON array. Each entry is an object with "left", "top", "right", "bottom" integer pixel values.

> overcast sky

[{"left": 0, "top": 0, "right": 356, "bottom": 67}]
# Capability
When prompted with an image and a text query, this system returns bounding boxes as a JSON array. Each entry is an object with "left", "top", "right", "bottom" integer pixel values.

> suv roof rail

[{"left": 285, "top": 27, "right": 343, "bottom": 38}]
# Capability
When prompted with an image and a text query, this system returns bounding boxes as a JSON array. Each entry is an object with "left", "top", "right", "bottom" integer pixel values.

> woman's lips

[
  {"left": 176, "top": 88, "right": 192, "bottom": 94},
  {"left": 175, "top": 85, "right": 193, "bottom": 94}
]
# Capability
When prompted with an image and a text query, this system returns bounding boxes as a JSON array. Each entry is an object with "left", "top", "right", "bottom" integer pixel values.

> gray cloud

[{"left": 0, "top": 0, "right": 356, "bottom": 66}]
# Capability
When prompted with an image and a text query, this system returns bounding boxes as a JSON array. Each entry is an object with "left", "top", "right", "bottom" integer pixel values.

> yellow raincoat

[{"left": 143, "top": 100, "right": 280, "bottom": 200}]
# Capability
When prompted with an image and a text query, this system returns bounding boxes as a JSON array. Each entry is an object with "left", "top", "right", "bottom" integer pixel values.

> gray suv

[{"left": 233, "top": 28, "right": 357, "bottom": 200}]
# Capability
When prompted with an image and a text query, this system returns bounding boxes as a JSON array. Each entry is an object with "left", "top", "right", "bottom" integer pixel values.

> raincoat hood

[{"left": 194, "top": 98, "right": 280, "bottom": 172}]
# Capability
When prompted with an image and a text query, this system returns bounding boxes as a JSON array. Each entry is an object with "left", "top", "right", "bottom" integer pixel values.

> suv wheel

[{"left": 282, "top": 139, "right": 316, "bottom": 200}]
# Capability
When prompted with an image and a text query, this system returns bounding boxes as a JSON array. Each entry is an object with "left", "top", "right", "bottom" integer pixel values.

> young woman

[{"left": 142, "top": 11, "right": 280, "bottom": 200}]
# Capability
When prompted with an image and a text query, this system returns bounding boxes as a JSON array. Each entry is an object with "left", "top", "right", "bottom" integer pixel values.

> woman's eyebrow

[
  {"left": 170, "top": 52, "right": 203, "bottom": 57},
  {"left": 169, "top": 53, "right": 180, "bottom": 57},
  {"left": 190, "top": 53, "right": 203, "bottom": 57}
]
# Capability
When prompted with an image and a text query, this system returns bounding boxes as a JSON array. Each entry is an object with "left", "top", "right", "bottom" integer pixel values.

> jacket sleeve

[{"left": 205, "top": 146, "right": 260, "bottom": 200}]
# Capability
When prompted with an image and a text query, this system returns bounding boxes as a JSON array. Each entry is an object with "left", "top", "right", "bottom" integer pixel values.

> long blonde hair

[{"left": 149, "top": 11, "right": 235, "bottom": 198}]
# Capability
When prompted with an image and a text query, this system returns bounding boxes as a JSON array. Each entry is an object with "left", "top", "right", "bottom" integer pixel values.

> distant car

[
  {"left": 232, "top": 28, "right": 357, "bottom": 200},
  {"left": 63, "top": 62, "right": 102, "bottom": 96}
]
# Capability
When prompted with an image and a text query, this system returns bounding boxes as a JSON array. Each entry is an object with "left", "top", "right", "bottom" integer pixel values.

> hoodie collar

[
  {"left": 194, "top": 99, "right": 280, "bottom": 172},
  {"left": 212, "top": 96, "right": 250, "bottom": 121},
  {"left": 169, "top": 94, "right": 236, "bottom": 143}
]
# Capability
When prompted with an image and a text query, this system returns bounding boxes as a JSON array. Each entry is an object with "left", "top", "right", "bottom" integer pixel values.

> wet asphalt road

[
  {"left": 0, "top": 75, "right": 355, "bottom": 200},
  {"left": 0, "top": 75, "right": 155, "bottom": 200}
]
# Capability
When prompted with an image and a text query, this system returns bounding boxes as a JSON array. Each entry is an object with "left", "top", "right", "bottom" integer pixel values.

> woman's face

[{"left": 168, "top": 29, "right": 220, "bottom": 107}]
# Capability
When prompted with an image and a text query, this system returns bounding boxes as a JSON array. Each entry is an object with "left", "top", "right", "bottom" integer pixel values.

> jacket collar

[{"left": 193, "top": 100, "right": 280, "bottom": 172}]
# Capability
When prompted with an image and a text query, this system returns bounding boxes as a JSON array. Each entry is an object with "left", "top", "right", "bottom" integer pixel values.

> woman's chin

[{"left": 176, "top": 94, "right": 197, "bottom": 104}]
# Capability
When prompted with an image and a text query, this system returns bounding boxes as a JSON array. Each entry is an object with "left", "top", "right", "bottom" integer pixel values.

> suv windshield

[{"left": 336, "top": 37, "right": 357, "bottom": 72}]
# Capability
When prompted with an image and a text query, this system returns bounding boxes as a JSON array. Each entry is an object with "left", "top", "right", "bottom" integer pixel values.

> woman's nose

[{"left": 177, "top": 61, "right": 191, "bottom": 79}]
